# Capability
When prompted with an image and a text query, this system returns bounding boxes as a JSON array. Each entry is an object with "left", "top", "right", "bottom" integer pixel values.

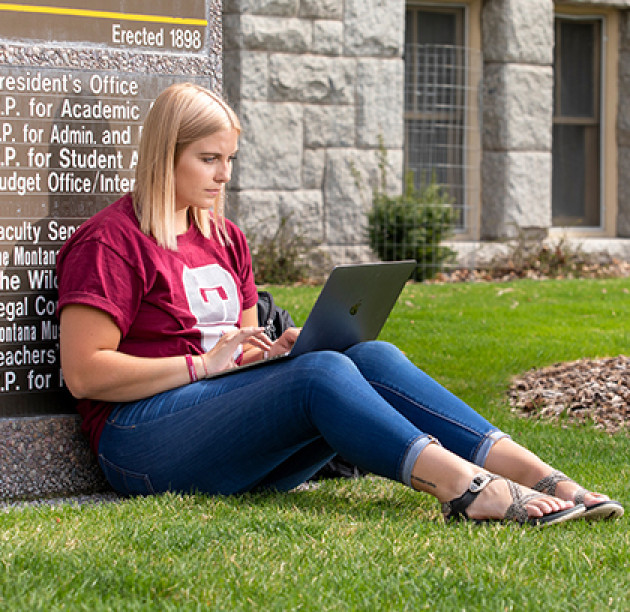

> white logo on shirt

[{"left": 182, "top": 264, "right": 240, "bottom": 352}]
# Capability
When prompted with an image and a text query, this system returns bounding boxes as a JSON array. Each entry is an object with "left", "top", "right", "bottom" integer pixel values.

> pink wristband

[
  {"left": 200, "top": 355, "right": 209, "bottom": 378},
  {"left": 185, "top": 354, "right": 198, "bottom": 383}
]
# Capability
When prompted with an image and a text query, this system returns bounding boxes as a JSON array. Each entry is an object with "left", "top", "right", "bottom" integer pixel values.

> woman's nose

[{"left": 215, "top": 160, "right": 232, "bottom": 183}]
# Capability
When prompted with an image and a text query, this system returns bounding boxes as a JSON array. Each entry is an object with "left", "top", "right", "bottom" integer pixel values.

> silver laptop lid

[{"left": 290, "top": 260, "right": 416, "bottom": 357}]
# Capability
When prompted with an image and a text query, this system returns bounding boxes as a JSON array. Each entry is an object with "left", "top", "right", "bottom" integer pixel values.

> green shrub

[
  {"left": 367, "top": 171, "right": 456, "bottom": 281},
  {"left": 248, "top": 214, "right": 311, "bottom": 284}
]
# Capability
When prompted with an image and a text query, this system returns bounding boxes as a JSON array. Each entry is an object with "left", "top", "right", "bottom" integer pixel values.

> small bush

[
  {"left": 367, "top": 171, "right": 456, "bottom": 281},
  {"left": 489, "top": 233, "right": 591, "bottom": 279},
  {"left": 248, "top": 215, "right": 311, "bottom": 284}
]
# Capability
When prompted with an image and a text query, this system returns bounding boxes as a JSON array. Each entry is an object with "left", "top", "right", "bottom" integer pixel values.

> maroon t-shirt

[{"left": 56, "top": 193, "right": 258, "bottom": 454}]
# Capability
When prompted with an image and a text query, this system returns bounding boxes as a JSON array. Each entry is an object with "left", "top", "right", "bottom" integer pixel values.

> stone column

[
  {"left": 223, "top": 0, "right": 405, "bottom": 269},
  {"left": 481, "top": 0, "right": 554, "bottom": 239},
  {"left": 617, "top": 11, "right": 630, "bottom": 237}
]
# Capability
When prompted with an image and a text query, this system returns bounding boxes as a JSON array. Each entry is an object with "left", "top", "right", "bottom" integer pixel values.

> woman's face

[{"left": 174, "top": 128, "right": 239, "bottom": 213}]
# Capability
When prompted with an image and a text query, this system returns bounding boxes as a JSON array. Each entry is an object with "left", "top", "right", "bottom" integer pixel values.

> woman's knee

[
  {"left": 280, "top": 350, "right": 374, "bottom": 401},
  {"left": 292, "top": 350, "right": 359, "bottom": 379},
  {"left": 345, "top": 340, "right": 404, "bottom": 365}
]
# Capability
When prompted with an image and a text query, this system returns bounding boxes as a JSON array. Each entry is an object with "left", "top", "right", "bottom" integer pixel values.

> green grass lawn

[{"left": 2, "top": 278, "right": 629, "bottom": 610}]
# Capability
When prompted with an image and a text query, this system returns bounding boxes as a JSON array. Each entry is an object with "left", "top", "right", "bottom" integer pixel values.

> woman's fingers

[
  {"left": 220, "top": 326, "right": 270, "bottom": 348},
  {"left": 203, "top": 327, "right": 273, "bottom": 374},
  {"left": 241, "top": 327, "right": 274, "bottom": 351},
  {"left": 269, "top": 327, "right": 300, "bottom": 357}
]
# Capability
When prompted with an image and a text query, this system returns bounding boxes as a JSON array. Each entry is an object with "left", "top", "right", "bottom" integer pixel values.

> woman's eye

[{"left": 229, "top": 154, "right": 238, "bottom": 162}]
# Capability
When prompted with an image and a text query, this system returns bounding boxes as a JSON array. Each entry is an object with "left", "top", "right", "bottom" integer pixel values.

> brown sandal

[
  {"left": 442, "top": 473, "right": 585, "bottom": 526},
  {"left": 532, "top": 470, "right": 624, "bottom": 521}
]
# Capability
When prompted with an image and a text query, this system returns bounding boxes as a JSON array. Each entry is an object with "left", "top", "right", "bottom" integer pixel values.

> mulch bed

[{"left": 509, "top": 355, "right": 630, "bottom": 435}]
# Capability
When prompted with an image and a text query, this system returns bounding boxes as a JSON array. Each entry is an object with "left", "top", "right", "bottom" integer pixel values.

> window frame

[
  {"left": 404, "top": 0, "right": 482, "bottom": 240},
  {"left": 550, "top": 8, "right": 618, "bottom": 238}
]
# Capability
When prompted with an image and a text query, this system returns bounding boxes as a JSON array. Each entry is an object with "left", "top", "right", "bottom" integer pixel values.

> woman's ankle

[
  {"left": 410, "top": 444, "right": 482, "bottom": 503},
  {"left": 484, "top": 438, "right": 555, "bottom": 488}
]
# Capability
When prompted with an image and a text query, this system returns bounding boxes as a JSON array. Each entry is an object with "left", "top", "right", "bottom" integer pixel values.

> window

[
  {"left": 404, "top": 5, "right": 479, "bottom": 233},
  {"left": 552, "top": 17, "right": 602, "bottom": 228}
]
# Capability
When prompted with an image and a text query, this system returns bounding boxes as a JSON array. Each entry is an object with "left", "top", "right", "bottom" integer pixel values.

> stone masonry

[
  {"left": 222, "top": 0, "right": 405, "bottom": 270},
  {"left": 481, "top": 0, "right": 630, "bottom": 246},
  {"left": 481, "top": 0, "right": 555, "bottom": 240},
  {"left": 223, "top": 0, "right": 630, "bottom": 255}
]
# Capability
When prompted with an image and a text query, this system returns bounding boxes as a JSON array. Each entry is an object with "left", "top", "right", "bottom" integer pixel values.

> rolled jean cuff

[
  {"left": 399, "top": 434, "right": 441, "bottom": 487},
  {"left": 472, "top": 429, "right": 511, "bottom": 466}
]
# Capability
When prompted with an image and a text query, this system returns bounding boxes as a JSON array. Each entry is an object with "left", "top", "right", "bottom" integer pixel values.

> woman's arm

[
  {"left": 60, "top": 304, "right": 272, "bottom": 402},
  {"left": 60, "top": 304, "right": 191, "bottom": 401}
]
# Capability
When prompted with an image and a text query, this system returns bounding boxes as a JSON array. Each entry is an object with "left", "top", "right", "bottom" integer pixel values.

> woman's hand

[
  {"left": 203, "top": 327, "right": 273, "bottom": 373},
  {"left": 268, "top": 327, "right": 301, "bottom": 358},
  {"left": 60, "top": 303, "right": 299, "bottom": 401},
  {"left": 220, "top": 305, "right": 300, "bottom": 367}
]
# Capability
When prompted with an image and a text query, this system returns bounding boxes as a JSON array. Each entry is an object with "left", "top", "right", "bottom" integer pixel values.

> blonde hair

[{"left": 132, "top": 83, "right": 241, "bottom": 250}]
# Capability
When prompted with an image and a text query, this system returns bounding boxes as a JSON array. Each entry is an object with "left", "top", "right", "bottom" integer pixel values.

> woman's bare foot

[
  {"left": 443, "top": 473, "right": 581, "bottom": 525},
  {"left": 483, "top": 439, "right": 624, "bottom": 520},
  {"left": 532, "top": 470, "right": 624, "bottom": 520},
  {"left": 465, "top": 476, "right": 574, "bottom": 521},
  {"left": 555, "top": 482, "right": 610, "bottom": 506},
  {"left": 410, "top": 443, "right": 584, "bottom": 525}
]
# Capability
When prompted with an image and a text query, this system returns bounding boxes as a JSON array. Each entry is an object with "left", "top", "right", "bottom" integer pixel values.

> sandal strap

[
  {"left": 442, "top": 473, "right": 498, "bottom": 520},
  {"left": 532, "top": 469, "right": 587, "bottom": 504},
  {"left": 573, "top": 489, "right": 587, "bottom": 505},
  {"left": 504, "top": 482, "right": 546, "bottom": 523},
  {"left": 444, "top": 474, "right": 554, "bottom": 524}
]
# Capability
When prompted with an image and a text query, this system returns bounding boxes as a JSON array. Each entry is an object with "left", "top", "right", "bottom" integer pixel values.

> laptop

[{"left": 208, "top": 260, "right": 417, "bottom": 378}]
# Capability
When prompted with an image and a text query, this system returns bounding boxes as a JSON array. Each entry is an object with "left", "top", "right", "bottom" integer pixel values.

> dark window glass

[
  {"left": 558, "top": 22, "right": 596, "bottom": 118},
  {"left": 552, "top": 17, "right": 601, "bottom": 227},
  {"left": 415, "top": 10, "right": 456, "bottom": 46}
]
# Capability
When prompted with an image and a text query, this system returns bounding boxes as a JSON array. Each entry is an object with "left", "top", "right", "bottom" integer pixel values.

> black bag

[
  {"left": 256, "top": 290, "right": 295, "bottom": 341},
  {"left": 255, "top": 291, "right": 367, "bottom": 481}
]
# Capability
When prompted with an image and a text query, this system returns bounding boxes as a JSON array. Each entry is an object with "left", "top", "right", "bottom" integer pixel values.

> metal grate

[
  {"left": 397, "top": 43, "right": 482, "bottom": 279},
  {"left": 404, "top": 44, "right": 481, "bottom": 233}
]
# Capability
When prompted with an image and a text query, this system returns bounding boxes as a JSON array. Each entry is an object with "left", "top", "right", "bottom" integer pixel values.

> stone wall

[
  {"left": 223, "top": 0, "right": 630, "bottom": 251},
  {"left": 0, "top": 415, "right": 108, "bottom": 500},
  {"left": 481, "top": 0, "right": 555, "bottom": 239},
  {"left": 222, "top": 0, "right": 405, "bottom": 270}
]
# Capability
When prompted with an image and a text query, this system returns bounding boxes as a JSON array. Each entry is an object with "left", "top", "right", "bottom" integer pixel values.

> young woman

[{"left": 57, "top": 83, "right": 623, "bottom": 525}]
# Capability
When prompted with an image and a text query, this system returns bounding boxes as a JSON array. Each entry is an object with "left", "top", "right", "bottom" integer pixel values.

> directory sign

[{"left": 0, "top": 68, "right": 208, "bottom": 415}]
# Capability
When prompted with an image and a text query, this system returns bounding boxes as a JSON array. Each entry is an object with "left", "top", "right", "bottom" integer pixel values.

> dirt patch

[{"left": 509, "top": 355, "right": 630, "bottom": 435}]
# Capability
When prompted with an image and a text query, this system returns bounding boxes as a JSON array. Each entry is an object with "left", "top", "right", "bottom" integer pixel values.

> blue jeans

[{"left": 98, "top": 341, "right": 508, "bottom": 496}]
